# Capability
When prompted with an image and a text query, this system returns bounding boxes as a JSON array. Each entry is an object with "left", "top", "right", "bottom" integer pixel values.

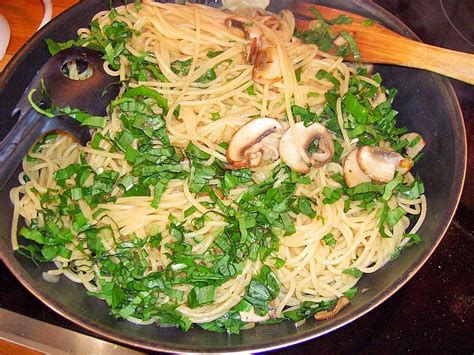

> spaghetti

[{"left": 10, "top": 2, "right": 426, "bottom": 332}]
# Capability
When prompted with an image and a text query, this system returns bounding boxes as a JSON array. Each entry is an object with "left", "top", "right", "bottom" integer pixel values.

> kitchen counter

[{"left": 0, "top": 0, "right": 472, "bottom": 353}]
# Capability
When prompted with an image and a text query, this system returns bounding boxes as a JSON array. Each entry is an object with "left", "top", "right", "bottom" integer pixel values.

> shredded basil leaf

[{"left": 342, "top": 267, "right": 362, "bottom": 278}]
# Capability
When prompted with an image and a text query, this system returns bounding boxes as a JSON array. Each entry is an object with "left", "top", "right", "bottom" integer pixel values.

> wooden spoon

[{"left": 293, "top": 3, "right": 474, "bottom": 84}]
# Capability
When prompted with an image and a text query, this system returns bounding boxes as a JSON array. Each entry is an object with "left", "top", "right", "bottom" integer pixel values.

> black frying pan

[{"left": 0, "top": 0, "right": 466, "bottom": 352}]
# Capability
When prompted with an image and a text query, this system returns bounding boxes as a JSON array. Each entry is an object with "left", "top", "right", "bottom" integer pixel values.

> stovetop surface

[{"left": 1, "top": 0, "right": 473, "bottom": 353}]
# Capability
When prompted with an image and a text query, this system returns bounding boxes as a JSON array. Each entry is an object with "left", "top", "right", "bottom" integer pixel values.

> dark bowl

[{"left": 0, "top": 0, "right": 466, "bottom": 352}]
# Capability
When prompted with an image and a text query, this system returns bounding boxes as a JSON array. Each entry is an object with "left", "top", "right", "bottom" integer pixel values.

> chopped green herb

[
  {"left": 322, "top": 186, "right": 343, "bottom": 204},
  {"left": 295, "top": 67, "right": 302, "bottom": 82},
  {"left": 362, "top": 19, "right": 377, "bottom": 26},
  {"left": 340, "top": 31, "right": 360, "bottom": 61},
  {"left": 342, "top": 267, "right": 362, "bottom": 278},
  {"left": 404, "top": 233, "right": 422, "bottom": 247},
  {"left": 171, "top": 58, "right": 192, "bottom": 75},
  {"left": 196, "top": 68, "right": 217, "bottom": 84},
  {"left": 323, "top": 233, "right": 337, "bottom": 248},
  {"left": 330, "top": 15, "right": 353, "bottom": 25},
  {"left": 246, "top": 84, "right": 256, "bottom": 96},
  {"left": 188, "top": 285, "right": 216, "bottom": 308},
  {"left": 207, "top": 50, "right": 224, "bottom": 58},
  {"left": 211, "top": 112, "right": 221, "bottom": 121},
  {"left": 408, "top": 135, "right": 422, "bottom": 148},
  {"left": 316, "top": 69, "right": 340, "bottom": 88},
  {"left": 123, "top": 85, "right": 168, "bottom": 109},
  {"left": 382, "top": 174, "right": 403, "bottom": 201},
  {"left": 385, "top": 206, "right": 406, "bottom": 228}
]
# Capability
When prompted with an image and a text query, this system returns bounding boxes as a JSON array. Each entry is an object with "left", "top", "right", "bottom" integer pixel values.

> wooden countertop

[{"left": 0, "top": 0, "right": 78, "bottom": 71}]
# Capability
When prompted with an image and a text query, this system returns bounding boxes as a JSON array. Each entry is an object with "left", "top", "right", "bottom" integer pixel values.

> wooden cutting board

[{"left": 0, "top": 0, "right": 79, "bottom": 71}]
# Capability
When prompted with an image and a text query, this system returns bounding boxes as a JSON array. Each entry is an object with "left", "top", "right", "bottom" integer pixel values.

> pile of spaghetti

[{"left": 10, "top": 1, "right": 427, "bottom": 332}]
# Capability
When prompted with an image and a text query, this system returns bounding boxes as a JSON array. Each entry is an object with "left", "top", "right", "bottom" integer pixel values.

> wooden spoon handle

[{"left": 294, "top": 4, "right": 474, "bottom": 84}]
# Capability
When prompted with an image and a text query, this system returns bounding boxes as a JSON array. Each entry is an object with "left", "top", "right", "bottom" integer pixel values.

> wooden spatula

[{"left": 293, "top": 3, "right": 474, "bottom": 84}]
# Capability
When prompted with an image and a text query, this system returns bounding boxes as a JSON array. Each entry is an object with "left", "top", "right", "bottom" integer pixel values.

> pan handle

[{"left": 0, "top": 110, "right": 91, "bottom": 190}]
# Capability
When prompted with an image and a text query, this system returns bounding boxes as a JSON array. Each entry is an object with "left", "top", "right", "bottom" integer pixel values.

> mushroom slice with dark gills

[
  {"left": 226, "top": 117, "right": 284, "bottom": 169},
  {"left": 314, "top": 296, "right": 350, "bottom": 321},
  {"left": 225, "top": 16, "right": 263, "bottom": 64},
  {"left": 279, "top": 122, "right": 334, "bottom": 174},
  {"left": 358, "top": 146, "right": 413, "bottom": 181},
  {"left": 252, "top": 45, "right": 282, "bottom": 85},
  {"left": 343, "top": 146, "right": 413, "bottom": 188}
]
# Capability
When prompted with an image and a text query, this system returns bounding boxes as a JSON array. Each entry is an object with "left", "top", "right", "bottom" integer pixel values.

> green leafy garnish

[
  {"left": 295, "top": 8, "right": 359, "bottom": 60},
  {"left": 342, "top": 268, "right": 363, "bottom": 278},
  {"left": 323, "top": 233, "right": 337, "bottom": 248},
  {"left": 362, "top": 19, "right": 377, "bottom": 26}
]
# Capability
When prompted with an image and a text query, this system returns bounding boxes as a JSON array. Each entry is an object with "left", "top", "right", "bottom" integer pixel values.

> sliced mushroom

[
  {"left": 256, "top": 14, "right": 281, "bottom": 30},
  {"left": 225, "top": 16, "right": 263, "bottom": 64},
  {"left": 314, "top": 296, "right": 350, "bottom": 321},
  {"left": 343, "top": 148, "right": 371, "bottom": 188},
  {"left": 357, "top": 146, "right": 412, "bottom": 183},
  {"left": 279, "top": 122, "right": 334, "bottom": 174},
  {"left": 226, "top": 117, "right": 283, "bottom": 169},
  {"left": 357, "top": 146, "right": 400, "bottom": 183},
  {"left": 343, "top": 146, "right": 414, "bottom": 187},
  {"left": 397, "top": 156, "right": 414, "bottom": 175},
  {"left": 370, "top": 87, "right": 387, "bottom": 108},
  {"left": 401, "top": 132, "right": 426, "bottom": 159},
  {"left": 252, "top": 46, "right": 282, "bottom": 84}
]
